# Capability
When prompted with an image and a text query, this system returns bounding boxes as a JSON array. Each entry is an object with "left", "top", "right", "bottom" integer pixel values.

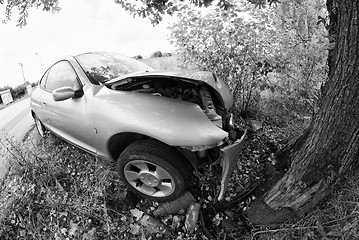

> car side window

[
  {"left": 45, "top": 61, "right": 81, "bottom": 92},
  {"left": 39, "top": 70, "right": 50, "bottom": 89}
]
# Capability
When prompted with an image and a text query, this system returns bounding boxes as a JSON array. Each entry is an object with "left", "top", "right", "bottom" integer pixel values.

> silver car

[{"left": 30, "top": 52, "right": 245, "bottom": 202}]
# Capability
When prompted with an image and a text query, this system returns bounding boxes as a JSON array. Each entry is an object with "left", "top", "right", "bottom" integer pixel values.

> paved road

[{"left": 0, "top": 97, "right": 34, "bottom": 180}]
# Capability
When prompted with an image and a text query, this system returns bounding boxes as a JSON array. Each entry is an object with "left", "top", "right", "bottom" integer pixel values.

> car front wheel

[{"left": 117, "top": 140, "right": 190, "bottom": 202}]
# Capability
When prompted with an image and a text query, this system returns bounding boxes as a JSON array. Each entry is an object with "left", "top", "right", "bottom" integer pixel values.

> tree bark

[{"left": 247, "top": 0, "right": 359, "bottom": 225}]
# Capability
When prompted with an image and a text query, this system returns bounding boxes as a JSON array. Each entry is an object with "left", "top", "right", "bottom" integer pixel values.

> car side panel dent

[{"left": 86, "top": 85, "right": 228, "bottom": 158}]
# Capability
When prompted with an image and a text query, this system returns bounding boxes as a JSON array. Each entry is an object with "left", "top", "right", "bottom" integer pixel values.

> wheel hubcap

[{"left": 124, "top": 160, "right": 175, "bottom": 197}]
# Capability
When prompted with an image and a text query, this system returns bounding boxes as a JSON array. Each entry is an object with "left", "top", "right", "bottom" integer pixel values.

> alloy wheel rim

[{"left": 124, "top": 160, "right": 175, "bottom": 197}]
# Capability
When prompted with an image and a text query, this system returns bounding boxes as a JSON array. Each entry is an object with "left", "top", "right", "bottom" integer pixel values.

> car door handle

[{"left": 42, "top": 101, "right": 47, "bottom": 105}]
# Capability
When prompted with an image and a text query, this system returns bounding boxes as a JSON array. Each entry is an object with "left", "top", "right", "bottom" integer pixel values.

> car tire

[
  {"left": 117, "top": 140, "right": 190, "bottom": 202},
  {"left": 34, "top": 116, "right": 46, "bottom": 137}
]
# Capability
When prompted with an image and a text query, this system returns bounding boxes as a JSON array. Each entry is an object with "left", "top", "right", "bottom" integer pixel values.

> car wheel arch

[{"left": 107, "top": 132, "right": 198, "bottom": 170}]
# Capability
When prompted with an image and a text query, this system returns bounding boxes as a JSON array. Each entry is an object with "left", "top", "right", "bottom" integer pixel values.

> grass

[{"left": 0, "top": 134, "right": 136, "bottom": 240}]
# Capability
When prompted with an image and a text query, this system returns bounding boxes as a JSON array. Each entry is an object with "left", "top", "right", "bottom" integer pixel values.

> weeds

[{"left": 0, "top": 134, "right": 136, "bottom": 240}]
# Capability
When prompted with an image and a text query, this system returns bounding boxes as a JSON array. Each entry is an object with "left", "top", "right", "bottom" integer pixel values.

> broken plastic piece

[{"left": 218, "top": 129, "right": 247, "bottom": 201}]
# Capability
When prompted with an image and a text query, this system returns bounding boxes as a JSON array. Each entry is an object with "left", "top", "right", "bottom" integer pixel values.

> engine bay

[{"left": 109, "top": 76, "right": 223, "bottom": 126}]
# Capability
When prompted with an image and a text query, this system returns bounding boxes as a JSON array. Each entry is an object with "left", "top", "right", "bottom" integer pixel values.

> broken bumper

[{"left": 218, "top": 129, "right": 247, "bottom": 201}]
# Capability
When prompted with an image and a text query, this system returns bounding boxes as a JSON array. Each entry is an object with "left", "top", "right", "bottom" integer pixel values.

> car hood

[{"left": 105, "top": 70, "right": 234, "bottom": 110}]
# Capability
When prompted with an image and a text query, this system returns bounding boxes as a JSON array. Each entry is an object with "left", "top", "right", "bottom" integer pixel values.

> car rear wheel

[
  {"left": 117, "top": 140, "right": 190, "bottom": 202},
  {"left": 34, "top": 116, "right": 46, "bottom": 137}
]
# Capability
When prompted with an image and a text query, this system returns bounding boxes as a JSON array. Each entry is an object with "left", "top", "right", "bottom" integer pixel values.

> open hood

[{"left": 105, "top": 70, "right": 234, "bottom": 110}]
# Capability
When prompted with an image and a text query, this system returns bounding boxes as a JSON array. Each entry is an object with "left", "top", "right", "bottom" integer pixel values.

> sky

[{"left": 0, "top": 0, "right": 175, "bottom": 87}]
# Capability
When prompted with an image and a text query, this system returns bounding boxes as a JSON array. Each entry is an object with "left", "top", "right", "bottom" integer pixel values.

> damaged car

[{"left": 30, "top": 52, "right": 246, "bottom": 202}]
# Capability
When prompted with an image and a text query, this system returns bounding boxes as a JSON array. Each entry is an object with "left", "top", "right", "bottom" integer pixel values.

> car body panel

[
  {"left": 84, "top": 85, "right": 228, "bottom": 159},
  {"left": 30, "top": 87, "right": 44, "bottom": 119},
  {"left": 41, "top": 88, "right": 96, "bottom": 154}
]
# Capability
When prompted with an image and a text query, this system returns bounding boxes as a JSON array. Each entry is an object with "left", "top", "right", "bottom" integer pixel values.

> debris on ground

[{"left": 154, "top": 191, "right": 196, "bottom": 217}]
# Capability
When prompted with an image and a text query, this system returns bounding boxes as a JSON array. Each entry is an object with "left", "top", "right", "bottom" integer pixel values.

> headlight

[{"left": 180, "top": 140, "right": 225, "bottom": 152}]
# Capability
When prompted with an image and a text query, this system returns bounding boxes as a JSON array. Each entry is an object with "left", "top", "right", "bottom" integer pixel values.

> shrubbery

[
  {"left": 170, "top": 0, "right": 328, "bottom": 121},
  {"left": 11, "top": 84, "right": 27, "bottom": 100}
]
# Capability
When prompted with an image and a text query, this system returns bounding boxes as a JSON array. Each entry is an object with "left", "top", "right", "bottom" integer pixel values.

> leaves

[
  {"left": 1, "top": 0, "right": 61, "bottom": 27},
  {"left": 130, "top": 208, "right": 144, "bottom": 221},
  {"left": 170, "top": 0, "right": 327, "bottom": 115}
]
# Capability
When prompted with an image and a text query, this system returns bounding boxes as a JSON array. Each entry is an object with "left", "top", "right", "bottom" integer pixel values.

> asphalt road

[{"left": 0, "top": 97, "right": 34, "bottom": 180}]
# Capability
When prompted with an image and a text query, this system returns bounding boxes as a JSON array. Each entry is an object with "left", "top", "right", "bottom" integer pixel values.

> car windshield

[{"left": 75, "top": 52, "right": 154, "bottom": 84}]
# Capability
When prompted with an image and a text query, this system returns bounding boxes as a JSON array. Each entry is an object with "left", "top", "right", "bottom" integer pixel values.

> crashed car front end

[{"left": 105, "top": 70, "right": 246, "bottom": 201}]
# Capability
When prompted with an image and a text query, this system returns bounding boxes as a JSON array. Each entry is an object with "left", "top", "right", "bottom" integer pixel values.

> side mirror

[{"left": 52, "top": 86, "right": 83, "bottom": 101}]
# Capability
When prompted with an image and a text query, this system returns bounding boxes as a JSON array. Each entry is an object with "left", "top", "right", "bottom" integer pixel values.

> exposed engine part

[
  {"left": 196, "top": 150, "right": 208, "bottom": 158},
  {"left": 199, "top": 88, "right": 222, "bottom": 122},
  {"left": 110, "top": 77, "right": 224, "bottom": 126}
]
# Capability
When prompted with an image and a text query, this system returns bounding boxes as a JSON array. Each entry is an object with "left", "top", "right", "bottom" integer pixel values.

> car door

[
  {"left": 31, "top": 69, "right": 50, "bottom": 122},
  {"left": 41, "top": 60, "right": 95, "bottom": 154}
]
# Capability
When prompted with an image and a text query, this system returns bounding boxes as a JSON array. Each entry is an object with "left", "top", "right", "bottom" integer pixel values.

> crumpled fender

[
  {"left": 217, "top": 129, "right": 247, "bottom": 201},
  {"left": 86, "top": 86, "right": 228, "bottom": 147}
]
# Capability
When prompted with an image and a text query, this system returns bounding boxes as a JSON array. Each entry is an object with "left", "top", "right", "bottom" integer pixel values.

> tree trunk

[{"left": 247, "top": 0, "right": 359, "bottom": 225}]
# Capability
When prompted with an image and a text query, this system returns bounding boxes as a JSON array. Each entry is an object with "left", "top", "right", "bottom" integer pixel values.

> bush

[
  {"left": 132, "top": 55, "right": 143, "bottom": 60},
  {"left": 150, "top": 51, "right": 163, "bottom": 58},
  {"left": 170, "top": 0, "right": 327, "bottom": 118}
]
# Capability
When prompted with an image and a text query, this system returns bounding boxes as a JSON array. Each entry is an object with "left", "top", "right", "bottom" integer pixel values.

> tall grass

[{"left": 0, "top": 134, "right": 139, "bottom": 240}]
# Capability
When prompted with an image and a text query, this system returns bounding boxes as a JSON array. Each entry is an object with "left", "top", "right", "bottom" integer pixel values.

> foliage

[
  {"left": 264, "top": 0, "right": 328, "bottom": 116},
  {"left": 113, "top": 0, "right": 224, "bottom": 25},
  {"left": 0, "top": 83, "right": 31, "bottom": 105},
  {"left": 150, "top": 50, "right": 163, "bottom": 58},
  {"left": 1, "top": 0, "right": 60, "bottom": 27},
  {"left": 11, "top": 84, "right": 27, "bottom": 100},
  {"left": 0, "top": 0, "right": 281, "bottom": 27},
  {"left": 132, "top": 55, "right": 143, "bottom": 60},
  {"left": 112, "top": 0, "right": 281, "bottom": 24},
  {"left": 0, "top": 134, "right": 132, "bottom": 239},
  {"left": 170, "top": 1, "right": 272, "bottom": 112},
  {"left": 170, "top": 0, "right": 328, "bottom": 117}
]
